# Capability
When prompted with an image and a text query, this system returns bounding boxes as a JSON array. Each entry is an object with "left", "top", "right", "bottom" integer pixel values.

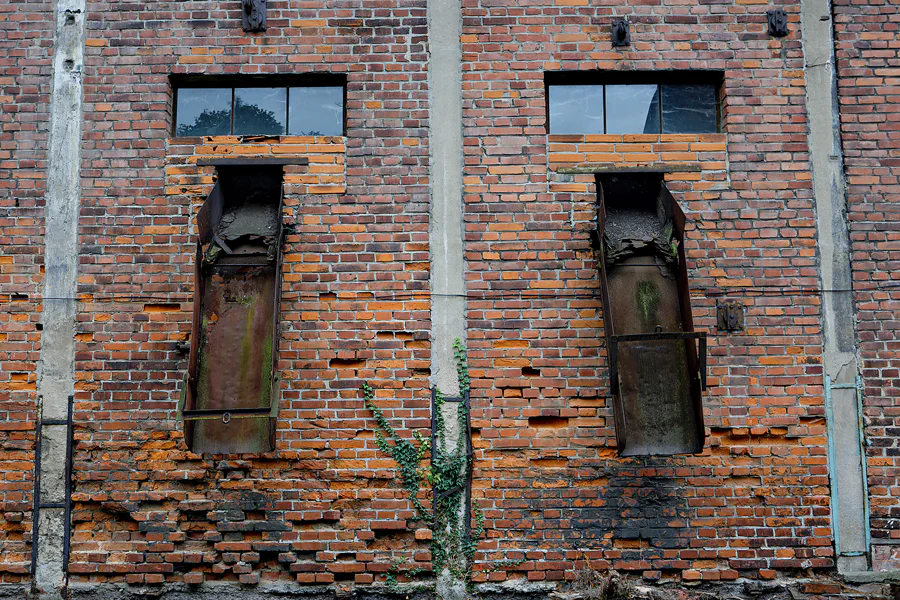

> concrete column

[
  {"left": 33, "top": 0, "right": 86, "bottom": 597},
  {"left": 802, "top": 0, "right": 868, "bottom": 573},
  {"left": 427, "top": 0, "right": 467, "bottom": 596}
]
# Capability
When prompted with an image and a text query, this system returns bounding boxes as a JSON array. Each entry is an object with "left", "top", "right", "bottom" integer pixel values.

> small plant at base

[
  {"left": 572, "top": 559, "right": 635, "bottom": 600},
  {"left": 385, "top": 557, "right": 407, "bottom": 593}
]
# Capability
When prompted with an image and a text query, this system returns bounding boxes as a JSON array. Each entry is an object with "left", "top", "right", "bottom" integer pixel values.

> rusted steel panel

[
  {"left": 196, "top": 181, "right": 224, "bottom": 245},
  {"left": 596, "top": 175, "right": 706, "bottom": 456},
  {"left": 184, "top": 168, "right": 283, "bottom": 454},
  {"left": 192, "top": 262, "right": 276, "bottom": 453},
  {"left": 661, "top": 183, "right": 706, "bottom": 452}
]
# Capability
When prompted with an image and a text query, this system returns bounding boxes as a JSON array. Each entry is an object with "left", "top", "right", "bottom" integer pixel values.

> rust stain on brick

[
  {"left": 142, "top": 303, "right": 181, "bottom": 313},
  {"left": 528, "top": 416, "right": 570, "bottom": 429}
]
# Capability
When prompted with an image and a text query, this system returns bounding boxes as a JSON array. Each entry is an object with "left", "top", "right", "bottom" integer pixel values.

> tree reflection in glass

[
  {"left": 176, "top": 88, "right": 232, "bottom": 136},
  {"left": 234, "top": 88, "right": 286, "bottom": 135},
  {"left": 661, "top": 84, "right": 718, "bottom": 134},
  {"left": 289, "top": 87, "right": 344, "bottom": 136}
]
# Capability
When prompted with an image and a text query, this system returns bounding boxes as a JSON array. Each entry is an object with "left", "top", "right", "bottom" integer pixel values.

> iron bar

[
  {"left": 63, "top": 396, "right": 73, "bottom": 573},
  {"left": 30, "top": 416, "right": 42, "bottom": 576},
  {"left": 824, "top": 375, "right": 842, "bottom": 557}
]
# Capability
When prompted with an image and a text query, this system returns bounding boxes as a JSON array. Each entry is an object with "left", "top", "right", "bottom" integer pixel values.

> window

[
  {"left": 594, "top": 174, "right": 707, "bottom": 456},
  {"left": 174, "top": 80, "right": 345, "bottom": 137},
  {"left": 546, "top": 73, "right": 721, "bottom": 135}
]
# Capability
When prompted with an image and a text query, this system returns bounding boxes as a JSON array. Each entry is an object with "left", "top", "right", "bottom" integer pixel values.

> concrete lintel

[
  {"left": 555, "top": 163, "right": 703, "bottom": 175},
  {"left": 196, "top": 157, "right": 309, "bottom": 167}
]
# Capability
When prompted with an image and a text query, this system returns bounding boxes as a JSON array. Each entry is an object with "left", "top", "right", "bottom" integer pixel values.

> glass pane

[
  {"left": 661, "top": 84, "right": 718, "bottom": 134},
  {"left": 234, "top": 88, "right": 287, "bottom": 135},
  {"left": 289, "top": 87, "right": 344, "bottom": 136},
  {"left": 605, "top": 85, "right": 660, "bottom": 135},
  {"left": 176, "top": 88, "right": 232, "bottom": 136},
  {"left": 548, "top": 85, "right": 604, "bottom": 135}
]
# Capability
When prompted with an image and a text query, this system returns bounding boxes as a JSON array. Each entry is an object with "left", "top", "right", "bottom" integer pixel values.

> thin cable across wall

[{"left": 5, "top": 281, "right": 900, "bottom": 306}]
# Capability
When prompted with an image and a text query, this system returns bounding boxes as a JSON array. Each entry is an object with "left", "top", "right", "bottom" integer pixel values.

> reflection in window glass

[
  {"left": 548, "top": 85, "right": 604, "bottom": 135},
  {"left": 289, "top": 87, "right": 344, "bottom": 136},
  {"left": 605, "top": 85, "right": 660, "bottom": 135},
  {"left": 234, "top": 88, "right": 287, "bottom": 135},
  {"left": 661, "top": 84, "right": 717, "bottom": 134},
  {"left": 176, "top": 88, "right": 232, "bottom": 136}
]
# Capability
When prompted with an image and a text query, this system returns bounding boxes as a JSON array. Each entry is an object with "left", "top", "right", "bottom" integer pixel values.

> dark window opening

[
  {"left": 180, "top": 166, "right": 285, "bottom": 454},
  {"left": 595, "top": 174, "right": 707, "bottom": 456},
  {"left": 172, "top": 75, "right": 346, "bottom": 137},
  {"left": 545, "top": 71, "right": 722, "bottom": 135}
]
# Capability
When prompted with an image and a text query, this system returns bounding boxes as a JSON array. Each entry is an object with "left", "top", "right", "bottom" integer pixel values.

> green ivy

[{"left": 363, "top": 338, "right": 483, "bottom": 589}]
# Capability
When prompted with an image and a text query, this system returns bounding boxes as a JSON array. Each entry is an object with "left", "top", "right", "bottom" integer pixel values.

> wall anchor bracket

[
  {"left": 767, "top": 9, "right": 789, "bottom": 37},
  {"left": 611, "top": 19, "right": 630, "bottom": 47},
  {"left": 717, "top": 300, "right": 745, "bottom": 332}
]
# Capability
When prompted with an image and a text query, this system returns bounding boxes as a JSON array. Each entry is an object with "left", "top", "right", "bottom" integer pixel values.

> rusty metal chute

[
  {"left": 596, "top": 174, "right": 707, "bottom": 456},
  {"left": 181, "top": 167, "right": 284, "bottom": 454}
]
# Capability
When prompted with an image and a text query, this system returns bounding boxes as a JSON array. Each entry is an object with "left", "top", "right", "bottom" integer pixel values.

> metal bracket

[
  {"left": 430, "top": 388, "right": 473, "bottom": 542},
  {"left": 179, "top": 406, "right": 272, "bottom": 422},
  {"left": 717, "top": 300, "right": 745, "bottom": 332},
  {"left": 611, "top": 19, "right": 630, "bottom": 47},
  {"left": 241, "top": 0, "right": 267, "bottom": 32},
  {"left": 767, "top": 9, "right": 789, "bottom": 38},
  {"left": 177, "top": 373, "right": 278, "bottom": 422}
]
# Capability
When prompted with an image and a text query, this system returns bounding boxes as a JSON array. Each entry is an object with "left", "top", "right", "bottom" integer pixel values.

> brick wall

[
  {"left": 0, "top": 0, "right": 895, "bottom": 596},
  {"left": 0, "top": 0, "right": 53, "bottom": 583},
  {"left": 67, "top": 0, "right": 431, "bottom": 587},
  {"left": 462, "top": 0, "right": 832, "bottom": 586},
  {"left": 834, "top": 0, "right": 900, "bottom": 571}
]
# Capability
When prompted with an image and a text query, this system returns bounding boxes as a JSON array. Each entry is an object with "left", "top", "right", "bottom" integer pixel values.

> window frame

[
  {"left": 544, "top": 70, "right": 724, "bottom": 136},
  {"left": 170, "top": 74, "right": 348, "bottom": 138}
]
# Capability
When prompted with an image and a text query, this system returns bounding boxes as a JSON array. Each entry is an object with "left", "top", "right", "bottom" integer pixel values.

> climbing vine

[{"left": 363, "top": 338, "right": 483, "bottom": 589}]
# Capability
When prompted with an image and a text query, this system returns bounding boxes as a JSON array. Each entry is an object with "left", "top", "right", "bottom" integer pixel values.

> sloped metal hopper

[
  {"left": 596, "top": 174, "right": 706, "bottom": 456},
  {"left": 181, "top": 167, "right": 283, "bottom": 454}
]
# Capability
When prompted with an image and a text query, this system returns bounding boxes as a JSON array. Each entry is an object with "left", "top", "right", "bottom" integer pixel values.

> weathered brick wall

[
  {"left": 2, "top": 0, "right": 893, "bottom": 596},
  {"left": 462, "top": 0, "right": 832, "bottom": 587},
  {"left": 833, "top": 0, "right": 900, "bottom": 571},
  {"left": 68, "top": 0, "right": 431, "bottom": 586},
  {"left": 0, "top": 0, "right": 53, "bottom": 583}
]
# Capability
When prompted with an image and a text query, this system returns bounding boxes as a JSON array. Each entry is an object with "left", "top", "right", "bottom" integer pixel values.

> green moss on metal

[
  {"left": 196, "top": 315, "right": 211, "bottom": 405},
  {"left": 259, "top": 329, "right": 274, "bottom": 405},
  {"left": 636, "top": 280, "right": 661, "bottom": 326},
  {"left": 238, "top": 298, "right": 258, "bottom": 399}
]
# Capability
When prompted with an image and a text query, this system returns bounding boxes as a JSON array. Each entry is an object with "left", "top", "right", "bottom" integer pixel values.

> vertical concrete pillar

[
  {"left": 427, "top": 0, "right": 467, "bottom": 596},
  {"left": 33, "top": 0, "right": 86, "bottom": 597},
  {"left": 802, "top": 0, "right": 869, "bottom": 573}
]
